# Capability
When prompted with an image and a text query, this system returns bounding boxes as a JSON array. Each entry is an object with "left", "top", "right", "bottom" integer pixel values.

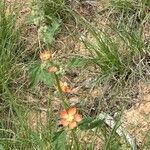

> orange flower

[
  {"left": 69, "top": 121, "right": 77, "bottom": 129},
  {"left": 60, "top": 107, "right": 82, "bottom": 129},
  {"left": 48, "top": 66, "right": 58, "bottom": 73},
  {"left": 39, "top": 50, "right": 52, "bottom": 61},
  {"left": 74, "top": 114, "right": 82, "bottom": 122},
  {"left": 60, "top": 119, "right": 69, "bottom": 126},
  {"left": 59, "top": 81, "right": 72, "bottom": 93}
]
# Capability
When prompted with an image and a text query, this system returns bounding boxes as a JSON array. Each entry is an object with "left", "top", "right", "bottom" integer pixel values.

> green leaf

[
  {"left": 0, "top": 145, "right": 5, "bottom": 150},
  {"left": 79, "top": 117, "right": 104, "bottom": 130},
  {"left": 52, "top": 130, "right": 66, "bottom": 150},
  {"left": 39, "top": 17, "right": 60, "bottom": 45},
  {"left": 28, "top": 62, "right": 55, "bottom": 87},
  {"left": 68, "top": 57, "right": 87, "bottom": 68},
  {"left": 40, "top": 69, "right": 55, "bottom": 86},
  {"left": 52, "top": 130, "right": 64, "bottom": 142},
  {"left": 28, "top": 62, "right": 41, "bottom": 87}
]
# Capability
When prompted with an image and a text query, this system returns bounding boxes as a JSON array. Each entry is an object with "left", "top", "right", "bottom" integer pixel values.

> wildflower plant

[
  {"left": 60, "top": 107, "right": 82, "bottom": 129},
  {"left": 28, "top": 48, "right": 83, "bottom": 149},
  {"left": 28, "top": 47, "right": 108, "bottom": 149},
  {"left": 27, "top": 14, "right": 125, "bottom": 150}
]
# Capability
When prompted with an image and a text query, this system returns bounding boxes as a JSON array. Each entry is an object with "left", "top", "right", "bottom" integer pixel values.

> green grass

[
  {"left": 0, "top": 0, "right": 149, "bottom": 149},
  {"left": 0, "top": 0, "right": 27, "bottom": 148}
]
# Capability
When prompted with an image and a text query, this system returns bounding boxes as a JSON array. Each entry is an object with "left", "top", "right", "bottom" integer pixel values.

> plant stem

[
  {"left": 54, "top": 73, "right": 69, "bottom": 109},
  {"left": 71, "top": 130, "right": 80, "bottom": 150}
]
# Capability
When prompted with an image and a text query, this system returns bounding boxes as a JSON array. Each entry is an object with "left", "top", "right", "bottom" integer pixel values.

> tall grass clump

[
  {"left": 78, "top": 18, "right": 128, "bottom": 80},
  {"left": 110, "top": 0, "right": 150, "bottom": 30},
  {"left": 110, "top": 0, "right": 149, "bottom": 54},
  {"left": 0, "top": 1, "right": 26, "bottom": 149},
  {"left": 0, "top": 1, "right": 56, "bottom": 149},
  {"left": 40, "top": 0, "right": 71, "bottom": 21},
  {"left": 77, "top": 0, "right": 149, "bottom": 82},
  {"left": 0, "top": 1, "right": 21, "bottom": 89},
  {"left": 0, "top": 0, "right": 24, "bottom": 109},
  {"left": 109, "top": 0, "right": 150, "bottom": 80}
]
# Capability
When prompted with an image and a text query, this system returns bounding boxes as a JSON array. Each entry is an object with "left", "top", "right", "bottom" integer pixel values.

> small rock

[
  {"left": 69, "top": 96, "right": 80, "bottom": 106},
  {"left": 91, "top": 89, "right": 101, "bottom": 99}
]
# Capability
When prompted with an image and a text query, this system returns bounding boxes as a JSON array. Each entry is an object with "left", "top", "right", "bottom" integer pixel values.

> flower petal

[
  {"left": 68, "top": 107, "right": 76, "bottom": 115},
  {"left": 66, "top": 114, "right": 74, "bottom": 122},
  {"left": 60, "top": 111, "right": 68, "bottom": 119},
  {"left": 60, "top": 119, "right": 69, "bottom": 126},
  {"left": 74, "top": 114, "right": 82, "bottom": 122},
  {"left": 40, "top": 50, "right": 52, "bottom": 61},
  {"left": 69, "top": 121, "right": 77, "bottom": 129},
  {"left": 48, "top": 66, "right": 57, "bottom": 73}
]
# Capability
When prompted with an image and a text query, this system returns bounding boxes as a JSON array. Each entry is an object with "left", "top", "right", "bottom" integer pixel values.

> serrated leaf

[
  {"left": 40, "top": 69, "right": 55, "bottom": 86},
  {"left": 28, "top": 62, "right": 54, "bottom": 87},
  {"left": 39, "top": 17, "right": 60, "bottom": 45}
]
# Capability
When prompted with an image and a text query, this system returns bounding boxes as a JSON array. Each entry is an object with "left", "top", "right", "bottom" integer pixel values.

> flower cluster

[{"left": 60, "top": 107, "right": 81, "bottom": 129}]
